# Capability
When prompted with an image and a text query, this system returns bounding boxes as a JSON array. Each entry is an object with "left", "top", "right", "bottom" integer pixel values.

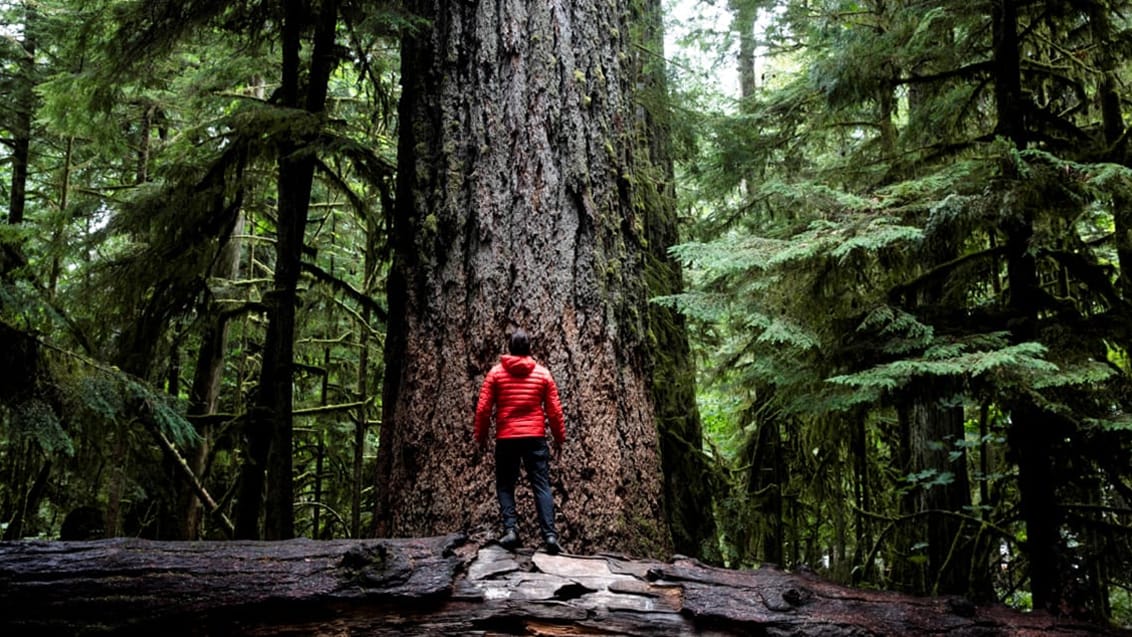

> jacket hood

[{"left": 501, "top": 354, "right": 536, "bottom": 377}]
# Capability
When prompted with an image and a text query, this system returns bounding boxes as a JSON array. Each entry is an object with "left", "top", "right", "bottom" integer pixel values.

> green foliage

[
  {"left": 827, "top": 340, "right": 1058, "bottom": 406},
  {"left": 668, "top": 0, "right": 1132, "bottom": 618},
  {"left": 0, "top": 0, "right": 398, "bottom": 541},
  {"left": 7, "top": 398, "right": 72, "bottom": 457}
]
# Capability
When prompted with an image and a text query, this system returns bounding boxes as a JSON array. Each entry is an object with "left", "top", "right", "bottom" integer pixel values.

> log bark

[{"left": 1, "top": 534, "right": 1125, "bottom": 636}]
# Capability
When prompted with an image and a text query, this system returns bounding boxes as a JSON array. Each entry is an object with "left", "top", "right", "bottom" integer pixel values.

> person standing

[{"left": 474, "top": 329, "right": 566, "bottom": 553}]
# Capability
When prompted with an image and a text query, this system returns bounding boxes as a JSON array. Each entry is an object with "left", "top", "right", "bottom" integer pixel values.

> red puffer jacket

[{"left": 474, "top": 355, "right": 566, "bottom": 444}]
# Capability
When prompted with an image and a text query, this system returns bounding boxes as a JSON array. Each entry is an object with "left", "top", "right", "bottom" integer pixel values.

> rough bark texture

[
  {"left": 377, "top": 0, "right": 670, "bottom": 556},
  {"left": 1, "top": 535, "right": 1126, "bottom": 636}
]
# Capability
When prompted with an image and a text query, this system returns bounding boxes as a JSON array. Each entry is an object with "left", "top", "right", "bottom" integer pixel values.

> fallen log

[{"left": 0, "top": 533, "right": 1126, "bottom": 636}]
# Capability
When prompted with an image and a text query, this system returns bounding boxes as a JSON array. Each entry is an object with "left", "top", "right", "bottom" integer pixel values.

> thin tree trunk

[
  {"left": 47, "top": 137, "right": 73, "bottom": 298},
  {"left": 894, "top": 385, "right": 973, "bottom": 597},
  {"left": 1085, "top": 4, "right": 1125, "bottom": 618},
  {"left": 731, "top": 0, "right": 758, "bottom": 102},
  {"left": 747, "top": 414, "right": 783, "bottom": 566},
  {"left": 105, "top": 421, "right": 127, "bottom": 537},
  {"left": 136, "top": 102, "right": 153, "bottom": 184},
  {"left": 312, "top": 435, "right": 324, "bottom": 539},
  {"left": 352, "top": 211, "right": 379, "bottom": 538},
  {"left": 377, "top": 0, "right": 671, "bottom": 557},
  {"left": 236, "top": 0, "right": 339, "bottom": 540},
  {"left": 851, "top": 412, "right": 870, "bottom": 583},
  {"left": 7, "top": 2, "right": 35, "bottom": 226},
  {"left": 177, "top": 212, "right": 244, "bottom": 540},
  {"left": 993, "top": 0, "right": 1062, "bottom": 614}
]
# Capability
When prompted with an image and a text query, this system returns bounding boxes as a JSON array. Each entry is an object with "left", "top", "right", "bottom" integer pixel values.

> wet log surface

[{"left": 0, "top": 533, "right": 1127, "bottom": 636}]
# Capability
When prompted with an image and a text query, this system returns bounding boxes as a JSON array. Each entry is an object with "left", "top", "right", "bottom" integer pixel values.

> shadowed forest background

[{"left": 4, "top": 0, "right": 1132, "bottom": 629}]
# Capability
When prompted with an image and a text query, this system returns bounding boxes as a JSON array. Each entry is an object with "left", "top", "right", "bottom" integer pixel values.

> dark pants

[{"left": 495, "top": 437, "right": 557, "bottom": 539}]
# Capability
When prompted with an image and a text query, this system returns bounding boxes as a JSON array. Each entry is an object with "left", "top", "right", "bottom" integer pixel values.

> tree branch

[{"left": 302, "top": 261, "right": 388, "bottom": 322}]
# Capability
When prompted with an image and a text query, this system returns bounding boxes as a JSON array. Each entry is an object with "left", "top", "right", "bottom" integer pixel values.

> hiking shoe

[
  {"left": 499, "top": 528, "right": 520, "bottom": 549},
  {"left": 543, "top": 534, "right": 561, "bottom": 555}
]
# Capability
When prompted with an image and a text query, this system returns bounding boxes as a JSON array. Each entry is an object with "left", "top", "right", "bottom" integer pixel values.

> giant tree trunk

[
  {"left": 376, "top": 1, "right": 671, "bottom": 556},
  {"left": 1, "top": 535, "right": 1125, "bottom": 636}
]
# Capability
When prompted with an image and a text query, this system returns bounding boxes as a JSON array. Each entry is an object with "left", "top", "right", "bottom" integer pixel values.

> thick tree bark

[
  {"left": 1, "top": 535, "right": 1125, "bottom": 636},
  {"left": 377, "top": 0, "right": 670, "bottom": 556}
]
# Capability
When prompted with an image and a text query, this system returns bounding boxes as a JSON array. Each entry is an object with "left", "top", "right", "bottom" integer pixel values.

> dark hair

[{"left": 508, "top": 329, "right": 531, "bottom": 356}]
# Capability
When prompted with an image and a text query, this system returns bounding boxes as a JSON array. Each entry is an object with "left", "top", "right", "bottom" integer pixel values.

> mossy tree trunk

[
  {"left": 632, "top": 0, "right": 719, "bottom": 561},
  {"left": 376, "top": 0, "right": 672, "bottom": 557}
]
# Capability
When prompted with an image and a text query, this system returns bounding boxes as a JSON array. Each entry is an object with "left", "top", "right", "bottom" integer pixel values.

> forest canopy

[{"left": 3, "top": 0, "right": 1132, "bottom": 629}]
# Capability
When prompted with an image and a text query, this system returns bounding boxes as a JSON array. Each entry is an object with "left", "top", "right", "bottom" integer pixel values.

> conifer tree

[
  {"left": 669, "top": 0, "right": 1132, "bottom": 618},
  {"left": 0, "top": 0, "right": 399, "bottom": 542}
]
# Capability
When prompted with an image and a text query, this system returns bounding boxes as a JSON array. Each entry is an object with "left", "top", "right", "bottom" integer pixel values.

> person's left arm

[{"left": 473, "top": 370, "right": 497, "bottom": 450}]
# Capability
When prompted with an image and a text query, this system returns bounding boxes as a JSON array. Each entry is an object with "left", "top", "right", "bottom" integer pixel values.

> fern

[
  {"left": 754, "top": 317, "right": 820, "bottom": 350},
  {"left": 73, "top": 376, "right": 123, "bottom": 422},
  {"left": 8, "top": 398, "right": 74, "bottom": 457},
  {"left": 1030, "top": 360, "right": 1117, "bottom": 390},
  {"left": 124, "top": 378, "right": 197, "bottom": 447},
  {"left": 826, "top": 341, "right": 1058, "bottom": 405},
  {"left": 651, "top": 290, "right": 731, "bottom": 322},
  {"left": 1084, "top": 414, "right": 1132, "bottom": 432}
]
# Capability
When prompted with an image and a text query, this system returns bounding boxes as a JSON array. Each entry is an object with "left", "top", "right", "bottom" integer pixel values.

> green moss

[{"left": 620, "top": 510, "right": 672, "bottom": 559}]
